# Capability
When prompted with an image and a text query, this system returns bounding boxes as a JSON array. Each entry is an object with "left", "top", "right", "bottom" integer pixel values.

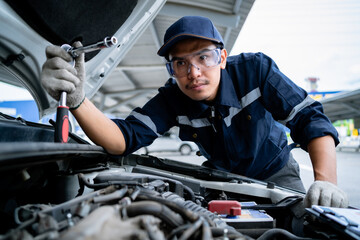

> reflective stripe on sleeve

[
  {"left": 130, "top": 111, "right": 160, "bottom": 136},
  {"left": 177, "top": 116, "right": 211, "bottom": 128},
  {"left": 278, "top": 95, "right": 315, "bottom": 125}
]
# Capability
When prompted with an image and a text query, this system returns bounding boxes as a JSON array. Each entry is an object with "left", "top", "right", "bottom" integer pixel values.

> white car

[{"left": 140, "top": 132, "right": 199, "bottom": 155}]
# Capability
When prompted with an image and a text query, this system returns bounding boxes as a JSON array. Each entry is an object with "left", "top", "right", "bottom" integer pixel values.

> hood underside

[{"left": 0, "top": 0, "right": 166, "bottom": 118}]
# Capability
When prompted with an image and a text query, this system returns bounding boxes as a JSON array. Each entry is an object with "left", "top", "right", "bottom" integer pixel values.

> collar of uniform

[
  {"left": 184, "top": 69, "right": 242, "bottom": 119},
  {"left": 168, "top": 71, "right": 241, "bottom": 120},
  {"left": 185, "top": 97, "right": 210, "bottom": 120},
  {"left": 214, "top": 69, "right": 242, "bottom": 108},
  {"left": 166, "top": 81, "right": 209, "bottom": 120}
]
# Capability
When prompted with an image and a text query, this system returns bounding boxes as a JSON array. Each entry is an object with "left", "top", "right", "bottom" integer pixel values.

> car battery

[{"left": 208, "top": 200, "right": 275, "bottom": 229}]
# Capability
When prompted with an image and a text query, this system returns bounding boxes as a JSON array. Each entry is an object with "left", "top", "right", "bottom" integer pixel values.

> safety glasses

[{"left": 166, "top": 48, "right": 221, "bottom": 77}]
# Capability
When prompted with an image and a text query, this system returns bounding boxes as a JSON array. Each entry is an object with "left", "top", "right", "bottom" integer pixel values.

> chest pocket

[
  {"left": 232, "top": 101, "right": 266, "bottom": 132},
  {"left": 179, "top": 126, "right": 198, "bottom": 142}
]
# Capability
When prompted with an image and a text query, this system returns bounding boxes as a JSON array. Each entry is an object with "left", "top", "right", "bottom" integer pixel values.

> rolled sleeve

[{"left": 286, "top": 101, "right": 339, "bottom": 150}]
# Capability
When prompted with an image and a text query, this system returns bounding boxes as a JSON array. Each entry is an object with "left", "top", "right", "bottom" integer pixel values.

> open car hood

[{"left": 0, "top": 0, "right": 165, "bottom": 118}]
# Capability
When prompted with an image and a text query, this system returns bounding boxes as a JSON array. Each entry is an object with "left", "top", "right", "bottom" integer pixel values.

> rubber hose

[
  {"left": 257, "top": 228, "right": 314, "bottom": 240},
  {"left": 210, "top": 227, "right": 249, "bottom": 239},
  {"left": 136, "top": 193, "right": 198, "bottom": 222},
  {"left": 125, "top": 200, "right": 184, "bottom": 228},
  {"left": 178, "top": 217, "right": 203, "bottom": 240}
]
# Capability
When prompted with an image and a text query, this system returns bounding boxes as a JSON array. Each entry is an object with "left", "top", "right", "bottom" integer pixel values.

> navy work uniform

[{"left": 113, "top": 52, "right": 339, "bottom": 184}]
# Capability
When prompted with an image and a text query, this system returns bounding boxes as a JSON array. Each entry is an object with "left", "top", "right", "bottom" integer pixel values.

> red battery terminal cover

[{"left": 208, "top": 200, "right": 242, "bottom": 216}]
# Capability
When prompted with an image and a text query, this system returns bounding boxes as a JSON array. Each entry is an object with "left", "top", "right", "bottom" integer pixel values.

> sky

[
  {"left": 0, "top": 83, "right": 33, "bottom": 101},
  {"left": 1, "top": 0, "right": 360, "bottom": 101},
  {"left": 231, "top": 0, "right": 360, "bottom": 92}
]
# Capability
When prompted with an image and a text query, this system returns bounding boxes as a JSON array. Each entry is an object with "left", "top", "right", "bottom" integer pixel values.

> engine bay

[
  {"left": 2, "top": 138, "right": 355, "bottom": 240},
  {"left": 0, "top": 115, "right": 358, "bottom": 240}
]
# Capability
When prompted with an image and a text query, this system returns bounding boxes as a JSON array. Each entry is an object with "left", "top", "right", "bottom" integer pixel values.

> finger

[
  {"left": 45, "top": 45, "right": 73, "bottom": 62},
  {"left": 41, "top": 68, "right": 80, "bottom": 92},
  {"left": 47, "top": 76, "right": 77, "bottom": 93},
  {"left": 72, "top": 41, "right": 85, "bottom": 77},
  {"left": 330, "top": 190, "right": 349, "bottom": 208},
  {"left": 319, "top": 189, "right": 332, "bottom": 207},
  {"left": 53, "top": 68, "right": 81, "bottom": 87},
  {"left": 42, "top": 57, "right": 78, "bottom": 76},
  {"left": 330, "top": 192, "right": 343, "bottom": 208},
  {"left": 304, "top": 185, "right": 320, "bottom": 207},
  {"left": 339, "top": 197, "right": 349, "bottom": 208},
  {"left": 72, "top": 41, "right": 83, "bottom": 48},
  {"left": 42, "top": 76, "right": 76, "bottom": 102}
]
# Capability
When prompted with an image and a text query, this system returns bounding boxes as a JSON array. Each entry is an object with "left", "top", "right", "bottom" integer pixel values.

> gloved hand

[
  {"left": 41, "top": 41, "right": 85, "bottom": 109},
  {"left": 304, "top": 181, "right": 349, "bottom": 208}
]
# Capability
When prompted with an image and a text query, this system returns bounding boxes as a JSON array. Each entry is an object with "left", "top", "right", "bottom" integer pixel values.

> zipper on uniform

[{"left": 209, "top": 106, "right": 217, "bottom": 133}]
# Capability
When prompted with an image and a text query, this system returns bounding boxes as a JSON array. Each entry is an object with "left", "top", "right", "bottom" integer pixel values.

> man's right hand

[
  {"left": 41, "top": 42, "right": 85, "bottom": 109},
  {"left": 304, "top": 180, "right": 349, "bottom": 208}
]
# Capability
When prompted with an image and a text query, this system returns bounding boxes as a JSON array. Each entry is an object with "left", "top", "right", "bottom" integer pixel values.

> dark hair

[{"left": 215, "top": 43, "right": 224, "bottom": 50}]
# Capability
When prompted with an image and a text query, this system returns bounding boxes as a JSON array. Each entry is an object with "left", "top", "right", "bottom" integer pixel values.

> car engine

[{"left": 0, "top": 115, "right": 357, "bottom": 240}]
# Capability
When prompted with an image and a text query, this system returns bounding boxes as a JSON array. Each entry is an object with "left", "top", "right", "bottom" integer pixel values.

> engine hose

[
  {"left": 163, "top": 178, "right": 196, "bottom": 201},
  {"left": 124, "top": 200, "right": 184, "bottom": 228},
  {"left": 178, "top": 217, "right": 203, "bottom": 240},
  {"left": 201, "top": 217, "right": 212, "bottom": 240},
  {"left": 210, "top": 227, "right": 251, "bottom": 239},
  {"left": 92, "top": 186, "right": 128, "bottom": 203},
  {"left": 168, "top": 219, "right": 213, "bottom": 240},
  {"left": 257, "top": 228, "right": 314, "bottom": 240},
  {"left": 182, "top": 200, "right": 232, "bottom": 230},
  {"left": 77, "top": 173, "right": 139, "bottom": 190},
  {"left": 168, "top": 223, "right": 194, "bottom": 239},
  {"left": 183, "top": 200, "right": 216, "bottom": 219},
  {"left": 161, "top": 192, "right": 235, "bottom": 230},
  {"left": 136, "top": 192, "right": 199, "bottom": 222}
]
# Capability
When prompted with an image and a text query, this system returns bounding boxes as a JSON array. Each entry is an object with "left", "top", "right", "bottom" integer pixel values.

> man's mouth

[{"left": 187, "top": 80, "right": 208, "bottom": 90}]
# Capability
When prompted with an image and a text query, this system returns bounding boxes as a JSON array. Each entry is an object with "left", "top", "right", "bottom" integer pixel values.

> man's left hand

[{"left": 304, "top": 181, "right": 349, "bottom": 208}]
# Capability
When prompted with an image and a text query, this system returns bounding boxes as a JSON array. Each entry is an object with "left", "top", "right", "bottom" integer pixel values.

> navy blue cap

[{"left": 157, "top": 16, "right": 224, "bottom": 58}]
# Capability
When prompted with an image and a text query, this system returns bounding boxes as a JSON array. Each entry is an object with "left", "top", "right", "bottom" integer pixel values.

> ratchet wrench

[{"left": 54, "top": 36, "right": 118, "bottom": 143}]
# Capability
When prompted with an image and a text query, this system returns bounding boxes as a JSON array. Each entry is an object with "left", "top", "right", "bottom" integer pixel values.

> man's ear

[{"left": 220, "top": 49, "right": 228, "bottom": 69}]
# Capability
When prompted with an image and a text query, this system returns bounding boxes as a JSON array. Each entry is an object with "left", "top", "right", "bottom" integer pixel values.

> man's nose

[{"left": 187, "top": 63, "right": 201, "bottom": 75}]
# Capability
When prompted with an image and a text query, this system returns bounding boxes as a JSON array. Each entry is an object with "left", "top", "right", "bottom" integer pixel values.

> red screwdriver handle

[
  {"left": 54, "top": 91, "right": 69, "bottom": 143},
  {"left": 54, "top": 105, "right": 69, "bottom": 143}
]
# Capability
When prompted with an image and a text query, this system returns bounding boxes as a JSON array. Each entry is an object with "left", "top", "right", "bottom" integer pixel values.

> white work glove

[
  {"left": 304, "top": 181, "right": 349, "bottom": 208},
  {"left": 41, "top": 41, "right": 85, "bottom": 109}
]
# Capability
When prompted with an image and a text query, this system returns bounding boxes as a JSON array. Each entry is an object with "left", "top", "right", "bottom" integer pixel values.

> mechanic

[{"left": 41, "top": 16, "right": 348, "bottom": 208}]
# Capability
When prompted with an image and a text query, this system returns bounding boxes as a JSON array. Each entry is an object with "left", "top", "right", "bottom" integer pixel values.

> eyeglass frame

[{"left": 166, "top": 47, "right": 223, "bottom": 77}]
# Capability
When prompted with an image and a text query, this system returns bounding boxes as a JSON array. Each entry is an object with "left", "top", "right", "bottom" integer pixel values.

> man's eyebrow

[
  {"left": 170, "top": 48, "right": 215, "bottom": 61},
  {"left": 170, "top": 56, "right": 184, "bottom": 61}
]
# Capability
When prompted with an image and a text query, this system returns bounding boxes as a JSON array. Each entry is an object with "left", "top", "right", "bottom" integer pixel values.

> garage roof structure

[
  {"left": 91, "top": 0, "right": 255, "bottom": 118},
  {"left": 320, "top": 89, "right": 360, "bottom": 123}
]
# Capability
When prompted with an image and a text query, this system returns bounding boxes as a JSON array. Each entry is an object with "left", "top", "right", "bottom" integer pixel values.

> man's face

[{"left": 169, "top": 39, "right": 227, "bottom": 102}]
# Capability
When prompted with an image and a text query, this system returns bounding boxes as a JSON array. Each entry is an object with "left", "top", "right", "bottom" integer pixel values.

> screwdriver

[
  {"left": 54, "top": 36, "right": 118, "bottom": 143},
  {"left": 54, "top": 92, "right": 69, "bottom": 143}
]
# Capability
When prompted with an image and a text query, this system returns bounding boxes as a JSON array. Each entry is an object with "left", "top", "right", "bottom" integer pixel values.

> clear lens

[{"left": 167, "top": 48, "right": 221, "bottom": 77}]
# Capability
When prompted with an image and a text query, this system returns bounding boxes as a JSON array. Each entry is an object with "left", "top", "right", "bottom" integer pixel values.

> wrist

[{"left": 70, "top": 97, "right": 85, "bottom": 110}]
